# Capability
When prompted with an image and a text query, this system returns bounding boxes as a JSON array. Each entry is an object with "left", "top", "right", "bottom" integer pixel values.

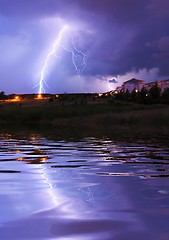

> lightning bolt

[
  {"left": 72, "top": 38, "right": 87, "bottom": 74},
  {"left": 37, "top": 25, "right": 68, "bottom": 94},
  {"left": 61, "top": 39, "right": 87, "bottom": 76},
  {"left": 36, "top": 25, "right": 87, "bottom": 94}
]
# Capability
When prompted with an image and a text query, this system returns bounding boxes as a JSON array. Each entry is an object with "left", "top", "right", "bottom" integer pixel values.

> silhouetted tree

[
  {"left": 137, "top": 87, "right": 149, "bottom": 104},
  {"left": 124, "top": 89, "right": 130, "bottom": 102},
  {"left": 49, "top": 96, "right": 54, "bottom": 102},
  {"left": 149, "top": 82, "right": 161, "bottom": 104},
  {"left": 0, "top": 91, "right": 6, "bottom": 100},
  {"left": 161, "top": 88, "right": 169, "bottom": 104},
  {"left": 130, "top": 89, "right": 138, "bottom": 102},
  {"left": 114, "top": 90, "right": 125, "bottom": 101}
]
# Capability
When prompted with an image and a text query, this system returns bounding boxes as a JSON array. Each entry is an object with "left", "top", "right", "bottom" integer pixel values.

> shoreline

[{"left": 0, "top": 101, "right": 169, "bottom": 145}]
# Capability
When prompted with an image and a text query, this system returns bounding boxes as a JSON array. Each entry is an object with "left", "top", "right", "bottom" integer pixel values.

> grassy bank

[{"left": 0, "top": 100, "right": 169, "bottom": 143}]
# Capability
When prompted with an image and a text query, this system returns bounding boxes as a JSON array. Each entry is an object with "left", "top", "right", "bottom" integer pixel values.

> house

[
  {"left": 112, "top": 78, "right": 169, "bottom": 96},
  {"left": 144, "top": 81, "right": 160, "bottom": 91},
  {"left": 159, "top": 79, "right": 169, "bottom": 92},
  {"left": 123, "top": 78, "right": 145, "bottom": 92}
]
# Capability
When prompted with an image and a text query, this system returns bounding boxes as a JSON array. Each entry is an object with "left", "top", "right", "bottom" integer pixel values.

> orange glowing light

[
  {"left": 38, "top": 94, "right": 42, "bottom": 99},
  {"left": 40, "top": 157, "right": 48, "bottom": 161},
  {"left": 15, "top": 96, "right": 19, "bottom": 101}
]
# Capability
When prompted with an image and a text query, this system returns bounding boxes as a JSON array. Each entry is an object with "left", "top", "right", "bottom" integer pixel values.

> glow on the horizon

[
  {"left": 37, "top": 94, "right": 42, "bottom": 99},
  {"left": 10, "top": 95, "right": 21, "bottom": 102},
  {"left": 15, "top": 96, "right": 19, "bottom": 100}
]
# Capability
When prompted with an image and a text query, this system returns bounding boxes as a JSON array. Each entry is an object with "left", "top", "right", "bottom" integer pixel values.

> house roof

[
  {"left": 145, "top": 81, "right": 158, "bottom": 85},
  {"left": 160, "top": 79, "right": 169, "bottom": 83},
  {"left": 123, "top": 78, "right": 145, "bottom": 84}
]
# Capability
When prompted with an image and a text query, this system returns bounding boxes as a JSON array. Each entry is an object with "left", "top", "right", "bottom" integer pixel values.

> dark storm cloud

[
  {"left": 0, "top": 0, "right": 169, "bottom": 93},
  {"left": 71, "top": 0, "right": 148, "bottom": 25},
  {"left": 109, "top": 79, "right": 117, "bottom": 84},
  {"left": 33, "top": 0, "right": 168, "bottom": 78}
]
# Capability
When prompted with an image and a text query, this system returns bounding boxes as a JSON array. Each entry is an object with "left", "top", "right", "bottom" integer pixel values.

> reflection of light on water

[
  {"left": 27, "top": 143, "right": 90, "bottom": 217},
  {"left": 28, "top": 144, "right": 62, "bottom": 208},
  {"left": 79, "top": 186, "right": 94, "bottom": 203},
  {"left": 17, "top": 157, "right": 24, "bottom": 161},
  {"left": 40, "top": 168, "right": 60, "bottom": 207},
  {"left": 41, "top": 157, "right": 48, "bottom": 161},
  {"left": 4, "top": 136, "right": 167, "bottom": 236},
  {"left": 16, "top": 150, "right": 21, "bottom": 153}
]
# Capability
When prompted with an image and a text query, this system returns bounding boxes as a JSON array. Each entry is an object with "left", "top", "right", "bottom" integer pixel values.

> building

[
  {"left": 144, "top": 81, "right": 160, "bottom": 91},
  {"left": 123, "top": 78, "right": 145, "bottom": 92},
  {"left": 112, "top": 78, "right": 169, "bottom": 96},
  {"left": 159, "top": 79, "right": 169, "bottom": 92}
]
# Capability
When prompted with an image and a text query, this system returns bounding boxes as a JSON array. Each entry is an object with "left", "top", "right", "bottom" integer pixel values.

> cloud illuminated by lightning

[
  {"left": 61, "top": 38, "right": 87, "bottom": 76},
  {"left": 36, "top": 25, "right": 87, "bottom": 94}
]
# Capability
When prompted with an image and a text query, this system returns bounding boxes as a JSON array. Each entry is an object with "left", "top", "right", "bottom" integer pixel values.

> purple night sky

[{"left": 0, "top": 0, "right": 169, "bottom": 94}]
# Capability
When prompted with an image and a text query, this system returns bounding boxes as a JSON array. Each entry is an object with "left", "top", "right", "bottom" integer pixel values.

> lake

[{"left": 0, "top": 134, "right": 169, "bottom": 239}]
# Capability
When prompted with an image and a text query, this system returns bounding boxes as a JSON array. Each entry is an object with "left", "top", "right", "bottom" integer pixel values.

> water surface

[{"left": 0, "top": 134, "right": 169, "bottom": 239}]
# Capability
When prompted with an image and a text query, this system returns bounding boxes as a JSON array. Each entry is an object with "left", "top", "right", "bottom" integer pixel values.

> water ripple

[{"left": 0, "top": 135, "right": 169, "bottom": 239}]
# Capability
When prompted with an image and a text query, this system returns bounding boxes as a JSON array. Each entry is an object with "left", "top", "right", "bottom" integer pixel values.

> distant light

[
  {"left": 15, "top": 96, "right": 20, "bottom": 101},
  {"left": 38, "top": 94, "right": 42, "bottom": 99},
  {"left": 10, "top": 96, "right": 20, "bottom": 102},
  {"left": 98, "top": 93, "right": 103, "bottom": 97},
  {"left": 35, "top": 94, "right": 43, "bottom": 100},
  {"left": 135, "top": 89, "right": 138, "bottom": 93},
  {"left": 55, "top": 94, "right": 59, "bottom": 98}
]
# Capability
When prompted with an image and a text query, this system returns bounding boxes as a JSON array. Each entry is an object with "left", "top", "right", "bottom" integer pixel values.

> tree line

[
  {"left": 0, "top": 91, "right": 6, "bottom": 100},
  {"left": 113, "top": 83, "right": 169, "bottom": 104}
]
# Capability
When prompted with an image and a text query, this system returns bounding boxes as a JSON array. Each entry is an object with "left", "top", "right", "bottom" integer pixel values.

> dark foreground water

[{"left": 0, "top": 134, "right": 169, "bottom": 240}]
